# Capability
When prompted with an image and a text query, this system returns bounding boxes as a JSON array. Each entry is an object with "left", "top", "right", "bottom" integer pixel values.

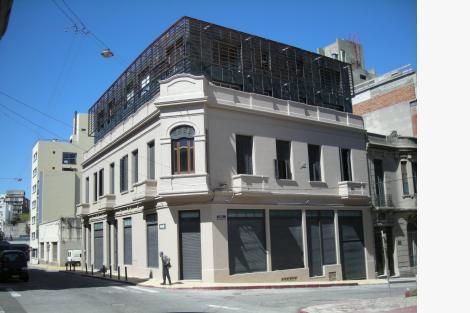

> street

[{"left": 0, "top": 269, "right": 416, "bottom": 313}]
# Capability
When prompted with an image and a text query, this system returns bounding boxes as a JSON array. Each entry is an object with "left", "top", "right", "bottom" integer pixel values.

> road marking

[
  {"left": 208, "top": 304, "right": 241, "bottom": 311},
  {"left": 128, "top": 286, "right": 159, "bottom": 293},
  {"left": 6, "top": 288, "right": 21, "bottom": 297}
]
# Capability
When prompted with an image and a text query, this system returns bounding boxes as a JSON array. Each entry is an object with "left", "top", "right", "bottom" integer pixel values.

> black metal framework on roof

[{"left": 88, "top": 16, "right": 354, "bottom": 141}]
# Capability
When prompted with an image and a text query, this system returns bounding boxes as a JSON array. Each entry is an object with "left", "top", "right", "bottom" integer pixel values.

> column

[
  {"left": 81, "top": 219, "right": 86, "bottom": 269},
  {"left": 334, "top": 210, "right": 342, "bottom": 280},
  {"left": 301, "top": 209, "right": 308, "bottom": 268},
  {"left": 103, "top": 219, "right": 110, "bottom": 268},
  {"left": 265, "top": 209, "right": 272, "bottom": 271},
  {"left": 110, "top": 220, "right": 116, "bottom": 270}
]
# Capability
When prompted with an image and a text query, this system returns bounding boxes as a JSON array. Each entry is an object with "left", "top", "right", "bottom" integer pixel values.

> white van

[{"left": 67, "top": 250, "right": 82, "bottom": 266}]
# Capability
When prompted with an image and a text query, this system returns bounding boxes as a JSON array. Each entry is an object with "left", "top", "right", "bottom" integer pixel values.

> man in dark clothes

[{"left": 160, "top": 251, "right": 171, "bottom": 285}]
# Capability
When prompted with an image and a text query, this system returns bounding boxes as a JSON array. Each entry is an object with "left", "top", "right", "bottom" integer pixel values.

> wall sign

[
  {"left": 216, "top": 215, "right": 226, "bottom": 220},
  {"left": 159, "top": 223, "right": 166, "bottom": 230}
]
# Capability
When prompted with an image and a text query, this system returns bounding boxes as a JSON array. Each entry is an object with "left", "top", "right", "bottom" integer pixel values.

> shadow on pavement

[{"left": 0, "top": 268, "right": 146, "bottom": 292}]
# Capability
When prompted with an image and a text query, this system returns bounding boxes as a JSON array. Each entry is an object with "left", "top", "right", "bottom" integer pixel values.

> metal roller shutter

[
  {"left": 146, "top": 214, "right": 158, "bottom": 268},
  {"left": 94, "top": 222, "right": 103, "bottom": 269},
  {"left": 339, "top": 211, "right": 366, "bottom": 280},
  {"left": 227, "top": 210, "right": 266, "bottom": 275},
  {"left": 179, "top": 211, "right": 201, "bottom": 280},
  {"left": 307, "top": 210, "right": 336, "bottom": 277},
  {"left": 270, "top": 210, "right": 303, "bottom": 271}
]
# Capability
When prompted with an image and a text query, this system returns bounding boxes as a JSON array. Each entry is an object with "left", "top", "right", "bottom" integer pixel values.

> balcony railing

[
  {"left": 132, "top": 180, "right": 158, "bottom": 202},
  {"left": 338, "top": 181, "right": 367, "bottom": 198},
  {"left": 76, "top": 203, "right": 90, "bottom": 216},
  {"left": 98, "top": 194, "right": 116, "bottom": 211},
  {"left": 372, "top": 193, "right": 394, "bottom": 208}
]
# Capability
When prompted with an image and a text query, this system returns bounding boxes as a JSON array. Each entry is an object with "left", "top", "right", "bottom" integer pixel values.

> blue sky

[{"left": 0, "top": 0, "right": 416, "bottom": 198}]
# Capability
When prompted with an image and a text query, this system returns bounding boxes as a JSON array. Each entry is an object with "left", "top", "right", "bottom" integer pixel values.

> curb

[
  {"left": 137, "top": 282, "right": 358, "bottom": 291},
  {"left": 60, "top": 270, "right": 362, "bottom": 291}
]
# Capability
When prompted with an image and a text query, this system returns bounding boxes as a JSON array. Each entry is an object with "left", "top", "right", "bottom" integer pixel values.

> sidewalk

[
  {"left": 299, "top": 296, "right": 417, "bottom": 313},
  {"left": 54, "top": 266, "right": 415, "bottom": 291}
]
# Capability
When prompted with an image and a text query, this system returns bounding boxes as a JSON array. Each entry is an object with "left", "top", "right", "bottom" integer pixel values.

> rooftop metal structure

[{"left": 88, "top": 16, "right": 355, "bottom": 141}]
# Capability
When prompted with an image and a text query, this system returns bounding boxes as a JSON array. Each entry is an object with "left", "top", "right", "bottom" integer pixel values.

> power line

[{"left": 0, "top": 91, "right": 71, "bottom": 128}]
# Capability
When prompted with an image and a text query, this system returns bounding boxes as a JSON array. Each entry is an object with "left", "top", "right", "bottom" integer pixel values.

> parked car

[
  {"left": 0, "top": 250, "right": 29, "bottom": 282},
  {"left": 9, "top": 244, "right": 30, "bottom": 261},
  {"left": 66, "top": 249, "right": 81, "bottom": 266}
]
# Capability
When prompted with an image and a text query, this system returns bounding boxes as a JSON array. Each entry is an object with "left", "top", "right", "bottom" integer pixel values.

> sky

[{"left": 0, "top": 0, "right": 416, "bottom": 198}]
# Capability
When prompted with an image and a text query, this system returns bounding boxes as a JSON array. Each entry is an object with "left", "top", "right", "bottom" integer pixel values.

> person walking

[{"left": 160, "top": 251, "right": 172, "bottom": 285}]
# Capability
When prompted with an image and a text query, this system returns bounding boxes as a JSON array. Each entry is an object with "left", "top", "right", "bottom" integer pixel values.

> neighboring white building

[
  {"left": 30, "top": 112, "right": 93, "bottom": 263},
  {"left": 0, "top": 194, "right": 12, "bottom": 231},
  {"left": 38, "top": 217, "right": 81, "bottom": 266},
  {"left": 78, "top": 74, "right": 375, "bottom": 283}
]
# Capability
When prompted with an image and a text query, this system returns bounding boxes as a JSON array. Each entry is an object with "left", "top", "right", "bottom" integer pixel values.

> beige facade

[
  {"left": 30, "top": 113, "right": 93, "bottom": 263},
  {"left": 78, "top": 74, "right": 376, "bottom": 283}
]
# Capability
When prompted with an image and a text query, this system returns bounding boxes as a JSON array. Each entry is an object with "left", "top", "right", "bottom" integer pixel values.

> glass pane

[{"left": 180, "top": 147, "right": 188, "bottom": 172}]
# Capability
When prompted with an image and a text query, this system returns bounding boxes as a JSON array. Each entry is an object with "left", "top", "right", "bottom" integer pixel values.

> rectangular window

[
  {"left": 307, "top": 210, "right": 336, "bottom": 277},
  {"left": 275, "top": 140, "right": 292, "bottom": 179},
  {"left": 308, "top": 144, "right": 322, "bottom": 181},
  {"left": 93, "top": 172, "right": 98, "bottom": 202},
  {"left": 33, "top": 152, "right": 38, "bottom": 162},
  {"left": 228, "top": 210, "right": 266, "bottom": 275},
  {"left": 85, "top": 177, "right": 90, "bottom": 203},
  {"left": 32, "top": 216, "right": 36, "bottom": 224},
  {"left": 123, "top": 217, "right": 132, "bottom": 265},
  {"left": 236, "top": 135, "right": 253, "bottom": 175},
  {"left": 32, "top": 232, "right": 35, "bottom": 240},
  {"left": 270, "top": 210, "right": 303, "bottom": 270},
  {"left": 32, "top": 184, "right": 37, "bottom": 194},
  {"left": 401, "top": 161, "right": 409, "bottom": 195},
  {"left": 33, "top": 168, "right": 37, "bottom": 177},
  {"left": 147, "top": 141, "right": 155, "bottom": 180},
  {"left": 62, "top": 152, "right": 77, "bottom": 165},
  {"left": 98, "top": 168, "right": 104, "bottom": 197},
  {"left": 340, "top": 148, "right": 352, "bottom": 181},
  {"left": 120, "top": 155, "right": 128, "bottom": 192},
  {"left": 146, "top": 213, "right": 158, "bottom": 268},
  {"left": 412, "top": 161, "right": 417, "bottom": 194},
  {"left": 109, "top": 163, "right": 115, "bottom": 194},
  {"left": 132, "top": 150, "right": 138, "bottom": 184}
]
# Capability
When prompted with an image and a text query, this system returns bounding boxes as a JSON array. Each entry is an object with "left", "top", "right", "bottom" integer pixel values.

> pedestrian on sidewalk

[{"left": 160, "top": 251, "right": 171, "bottom": 285}]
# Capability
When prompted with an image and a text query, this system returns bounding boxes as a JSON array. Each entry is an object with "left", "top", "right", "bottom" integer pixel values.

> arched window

[{"left": 171, "top": 125, "right": 195, "bottom": 174}]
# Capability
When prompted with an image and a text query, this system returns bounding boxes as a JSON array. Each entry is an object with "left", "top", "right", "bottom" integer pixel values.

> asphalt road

[{"left": 0, "top": 269, "right": 416, "bottom": 313}]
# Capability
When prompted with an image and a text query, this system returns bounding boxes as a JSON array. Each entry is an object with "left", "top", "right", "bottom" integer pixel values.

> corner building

[{"left": 78, "top": 17, "right": 375, "bottom": 283}]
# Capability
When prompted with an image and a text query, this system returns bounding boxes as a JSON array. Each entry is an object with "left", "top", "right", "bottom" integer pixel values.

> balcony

[
  {"left": 232, "top": 174, "right": 269, "bottom": 194},
  {"left": 132, "top": 180, "right": 158, "bottom": 202},
  {"left": 338, "top": 181, "right": 368, "bottom": 199},
  {"left": 159, "top": 173, "right": 208, "bottom": 196},
  {"left": 97, "top": 194, "right": 116, "bottom": 211},
  {"left": 76, "top": 203, "right": 90, "bottom": 216}
]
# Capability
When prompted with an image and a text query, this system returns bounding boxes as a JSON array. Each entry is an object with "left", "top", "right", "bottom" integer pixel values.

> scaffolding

[{"left": 88, "top": 17, "right": 354, "bottom": 141}]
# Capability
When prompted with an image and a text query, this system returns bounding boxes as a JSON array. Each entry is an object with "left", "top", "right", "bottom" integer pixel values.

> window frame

[
  {"left": 62, "top": 152, "right": 77, "bottom": 165},
  {"left": 339, "top": 148, "right": 352, "bottom": 181},
  {"left": 147, "top": 141, "right": 155, "bottom": 180},
  {"left": 171, "top": 126, "right": 195, "bottom": 175},
  {"left": 132, "top": 150, "right": 139, "bottom": 184},
  {"left": 236, "top": 134, "right": 253, "bottom": 175},
  {"left": 308, "top": 144, "right": 322, "bottom": 182},
  {"left": 275, "top": 140, "right": 292, "bottom": 180},
  {"left": 120, "top": 155, "right": 128, "bottom": 193}
]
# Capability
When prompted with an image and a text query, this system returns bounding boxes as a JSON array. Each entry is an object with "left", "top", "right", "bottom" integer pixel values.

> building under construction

[{"left": 88, "top": 16, "right": 354, "bottom": 142}]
